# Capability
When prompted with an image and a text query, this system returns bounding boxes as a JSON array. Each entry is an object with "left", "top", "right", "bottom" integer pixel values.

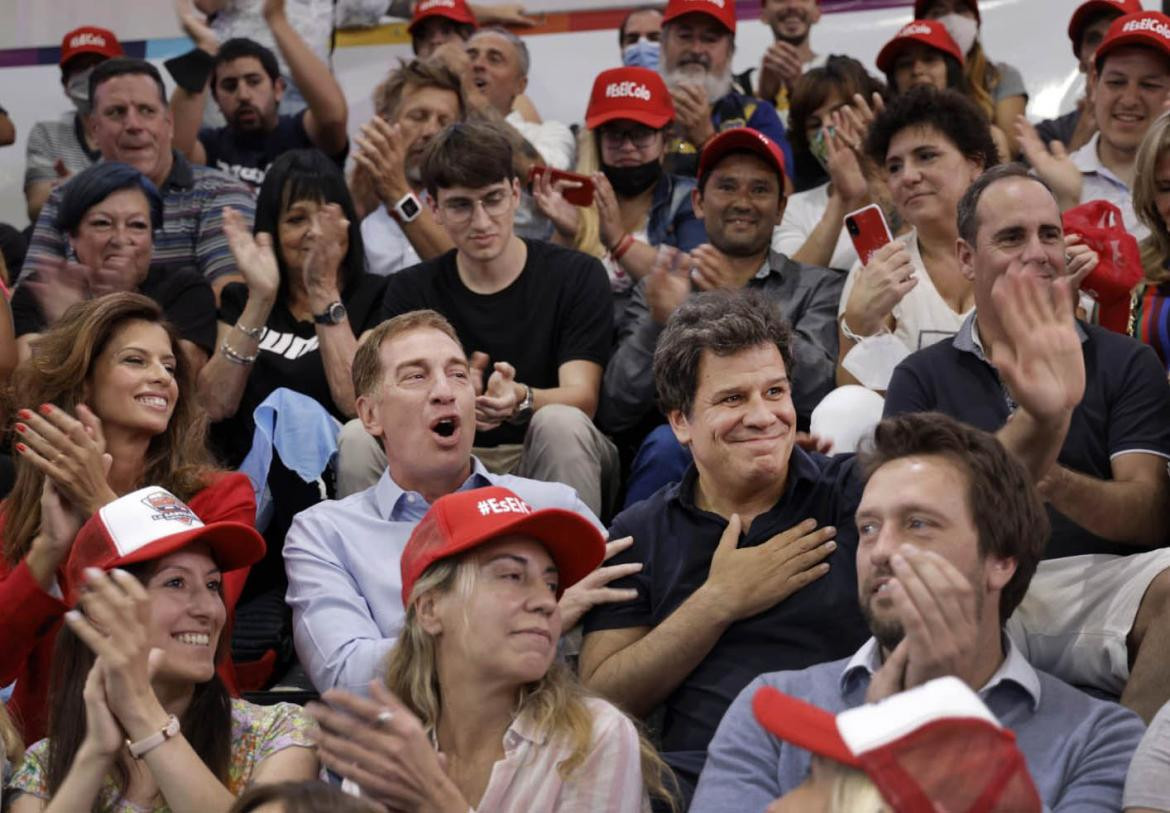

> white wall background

[{"left": 0, "top": 0, "right": 1091, "bottom": 230}]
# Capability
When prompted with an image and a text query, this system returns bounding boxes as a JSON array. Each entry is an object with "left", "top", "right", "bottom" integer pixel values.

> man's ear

[
  {"left": 666, "top": 408, "right": 693, "bottom": 448},
  {"left": 985, "top": 555, "right": 1017, "bottom": 595},
  {"left": 274, "top": 75, "right": 285, "bottom": 102},
  {"left": 957, "top": 237, "right": 976, "bottom": 282},
  {"left": 691, "top": 186, "right": 705, "bottom": 222},
  {"left": 415, "top": 591, "right": 444, "bottom": 636},
  {"left": 355, "top": 392, "right": 385, "bottom": 439}
]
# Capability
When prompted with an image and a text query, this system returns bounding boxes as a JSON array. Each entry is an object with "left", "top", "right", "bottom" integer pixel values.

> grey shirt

[
  {"left": 1124, "top": 700, "right": 1170, "bottom": 811},
  {"left": 596, "top": 250, "right": 842, "bottom": 433}
]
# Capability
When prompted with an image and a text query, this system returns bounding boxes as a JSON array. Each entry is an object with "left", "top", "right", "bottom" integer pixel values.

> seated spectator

[
  {"left": 532, "top": 66, "right": 706, "bottom": 318},
  {"left": 1034, "top": 0, "right": 1142, "bottom": 154},
  {"left": 1019, "top": 10, "right": 1170, "bottom": 240},
  {"left": 307, "top": 485, "right": 673, "bottom": 810},
  {"left": 601, "top": 129, "right": 842, "bottom": 505},
  {"left": 1125, "top": 701, "right": 1170, "bottom": 813},
  {"left": 777, "top": 55, "right": 888, "bottom": 271},
  {"left": 837, "top": 86, "right": 998, "bottom": 390},
  {"left": 1131, "top": 110, "right": 1170, "bottom": 373},
  {"left": 876, "top": 20, "right": 1010, "bottom": 159},
  {"left": 171, "top": 0, "right": 349, "bottom": 189},
  {"left": 6, "top": 487, "right": 318, "bottom": 811},
  {"left": 692, "top": 411, "right": 1145, "bottom": 810},
  {"left": 0, "top": 293, "right": 256, "bottom": 744},
  {"left": 198, "top": 149, "right": 386, "bottom": 469},
  {"left": 408, "top": 0, "right": 477, "bottom": 58},
  {"left": 12, "top": 162, "right": 216, "bottom": 373},
  {"left": 338, "top": 121, "right": 618, "bottom": 517},
  {"left": 230, "top": 780, "right": 381, "bottom": 813},
  {"left": 885, "top": 163, "right": 1170, "bottom": 722},
  {"left": 915, "top": 0, "right": 1028, "bottom": 156},
  {"left": 619, "top": 6, "right": 663, "bottom": 69},
  {"left": 21, "top": 58, "right": 255, "bottom": 298},
  {"left": 285, "top": 310, "right": 628, "bottom": 695},
  {"left": 754, "top": 0, "right": 825, "bottom": 135},
  {"left": 658, "top": 0, "right": 794, "bottom": 180},
  {"left": 351, "top": 59, "right": 464, "bottom": 270},
  {"left": 23, "top": 26, "right": 122, "bottom": 224}
]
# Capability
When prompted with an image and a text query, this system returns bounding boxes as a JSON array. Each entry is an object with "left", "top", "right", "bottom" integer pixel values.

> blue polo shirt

[
  {"left": 582, "top": 447, "right": 869, "bottom": 791},
  {"left": 884, "top": 313, "right": 1170, "bottom": 559}
]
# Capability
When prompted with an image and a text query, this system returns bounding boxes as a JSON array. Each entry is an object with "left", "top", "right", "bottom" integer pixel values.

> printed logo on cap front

[
  {"left": 476, "top": 495, "right": 534, "bottom": 517},
  {"left": 142, "top": 491, "right": 200, "bottom": 526},
  {"left": 1122, "top": 15, "right": 1170, "bottom": 40},
  {"left": 417, "top": 0, "right": 457, "bottom": 11},
  {"left": 899, "top": 22, "right": 934, "bottom": 37},
  {"left": 69, "top": 32, "right": 108, "bottom": 50},
  {"left": 99, "top": 486, "right": 205, "bottom": 559},
  {"left": 606, "top": 81, "right": 653, "bottom": 101}
]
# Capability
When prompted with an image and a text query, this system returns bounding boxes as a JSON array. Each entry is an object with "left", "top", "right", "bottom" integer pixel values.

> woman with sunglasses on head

[
  {"left": 0, "top": 293, "right": 256, "bottom": 744},
  {"left": 6, "top": 486, "right": 318, "bottom": 811}
]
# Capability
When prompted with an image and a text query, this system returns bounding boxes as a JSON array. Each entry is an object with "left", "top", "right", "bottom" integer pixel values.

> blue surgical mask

[{"left": 622, "top": 38, "right": 661, "bottom": 70}]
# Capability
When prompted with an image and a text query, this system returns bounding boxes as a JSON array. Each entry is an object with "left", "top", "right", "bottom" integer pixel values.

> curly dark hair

[{"left": 863, "top": 85, "right": 998, "bottom": 173}]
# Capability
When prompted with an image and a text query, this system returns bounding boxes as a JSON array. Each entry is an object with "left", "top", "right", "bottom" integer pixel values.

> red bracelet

[{"left": 612, "top": 233, "right": 636, "bottom": 261}]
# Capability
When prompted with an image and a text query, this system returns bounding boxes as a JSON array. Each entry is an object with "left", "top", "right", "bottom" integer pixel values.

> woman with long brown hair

[
  {"left": 0, "top": 293, "right": 255, "bottom": 744},
  {"left": 309, "top": 486, "right": 677, "bottom": 812}
]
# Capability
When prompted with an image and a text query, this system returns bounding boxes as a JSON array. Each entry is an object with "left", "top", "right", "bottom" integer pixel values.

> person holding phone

[{"left": 532, "top": 66, "right": 706, "bottom": 320}]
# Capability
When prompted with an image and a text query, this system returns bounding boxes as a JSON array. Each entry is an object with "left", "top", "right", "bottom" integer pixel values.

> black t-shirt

[
  {"left": 11, "top": 263, "right": 217, "bottom": 353},
  {"left": 211, "top": 272, "right": 388, "bottom": 466},
  {"left": 884, "top": 319, "right": 1170, "bottom": 558},
  {"left": 198, "top": 111, "right": 346, "bottom": 189},
  {"left": 380, "top": 239, "right": 613, "bottom": 446},
  {"left": 582, "top": 450, "right": 869, "bottom": 790}
]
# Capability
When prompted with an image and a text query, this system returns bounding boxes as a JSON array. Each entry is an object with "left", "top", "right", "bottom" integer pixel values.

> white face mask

[
  {"left": 936, "top": 12, "right": 978, "bottom": 55},
  {"left": 66, "top": 66, "right": 95, "bottom": 115}
]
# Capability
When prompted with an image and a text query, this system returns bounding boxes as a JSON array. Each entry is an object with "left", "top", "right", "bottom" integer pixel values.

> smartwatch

[
  {"left": 392, "top": 191, "right": 422, "bottom": 224},
  {"left": 313, "top": 301, "right": 347, "bottom": 325},
  {"left": 507, "top": 384, "right": 535, "bottom": 426}
]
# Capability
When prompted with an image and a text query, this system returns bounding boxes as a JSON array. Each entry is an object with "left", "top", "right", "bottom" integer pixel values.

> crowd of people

[{"left": 0, "top": 0, "right": 1168, "bottom": 810}]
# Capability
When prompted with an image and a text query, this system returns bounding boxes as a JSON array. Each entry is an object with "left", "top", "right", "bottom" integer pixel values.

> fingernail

[
  {"left": 84, "top": 566, "right": 103, "bottom": 579},
  {"left": 891, "top": 553, "right": 906, "bottom": 568},
  {"left": 14, "top": 443, "right": 26, "bottom": 453},
  {"left": 17, "top": 409, "right": 31, "bottom": 420},
  {"left": 65, "top": 610, "right": 82, "bottom": 622},
  {"left": 14, "top": 423, "right": 25, "bottom": 434},
  {"left": 38, "top": 404, "right": 52, "bottom": 416},
  {"left": 824, "top": 541, "right": 837, "bottom": 551}
]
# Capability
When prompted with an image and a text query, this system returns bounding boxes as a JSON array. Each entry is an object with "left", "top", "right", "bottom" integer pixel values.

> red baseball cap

[
  {"left": 1069, "top": 0, "right": 1144, "bottom": 55},
  {"left": 59, "top": 26, "right": 123, "bottom": 69},
  {"left": 586, "top": 67, "right": 674, "bottom": 130},
  {"left": 63, "top": 486, "right": 265, "bottom": 606},
  {"left": 663, "top": 0, "right": 736, "bottom": 35},
  {"left": 876, "top": 20, "right": 965, "bottom": 73},
  {"left": 408, "top": 0, "right": 477, "bottom": 35},
  {"left": 752, "top": 677, "right": 1043, "bottom": 813},
  {"left": 399, "top": 486, "right": 606, "bottom": 605},
  {"left": 1095, "top": 10, "right": 1170, "bottom": 70},
  {"left": 913, "top": 0, "right": 980, "bottom": 23},
  {"left": 697, "top": 127, "right": 787, "bottom": 185}
]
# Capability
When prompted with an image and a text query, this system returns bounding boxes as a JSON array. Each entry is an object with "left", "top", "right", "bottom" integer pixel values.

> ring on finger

[{"left": 373, "top": 708, "right": 394, "bottom": 728}]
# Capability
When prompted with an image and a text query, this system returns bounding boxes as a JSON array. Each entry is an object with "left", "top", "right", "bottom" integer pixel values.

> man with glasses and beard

[
  {"left": 335, "top": 121, "right": 619, "bottom": 519},
  {"left": 658, "top": 0, "right": 794, "bottom": 182}
]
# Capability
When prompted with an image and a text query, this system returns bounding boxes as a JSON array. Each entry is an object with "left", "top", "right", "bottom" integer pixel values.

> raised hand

[
  {"left": 223, "top": 206, "right": 280, "bottom": 301},
  {"left": 80, "top": 660, "right": 126, "bottom": 759},
  {"left": 558, "top": 536, "right": 642, "bottom": 630},
  {"left": 824, "top": 110, "right": 870, "bottom": 208},
  {"left": 469, "top": 351, "right": 491, "bottom": 397},
  {"left": 303, "top": 203, "right": 348, "bottom": 307},
  {"left": 1014, "top": 116, "right": 1083, "bottom": 210},
  {"left": 24, "top": 257, "right": 91, "bottom": 327},
  {"left": 14, "top": 403, "right": 116, "bottom": 517},
  {"left": 670, "top": 82, "right": 715, "bottom": 147},
  {"left": 842, "top": 240, "right": 916, "bottom": 337},
  {"left": 645, "top": 245, "right": 693, "bottom": 325},
  {"left": 1063, "top": 232, "right": 1098, "bottom": 289},
  {"left": 261, "top": 0, "right": 287, "bottom": 22},
  {"left": 531, "top": 167, "right": 582, "bottom": 241},
  {"left": 475, "top": 361, "right": 520, "bottom": 431},
  {"left": 689, "top": 244, "right": 739, "bottom": 291},
  {"left": 352, "top": 117, "right": 410, "bottom": 207},
  {"left": 760, "top": 40, "right": 804, "bottom": 93},
  {"left": 175, "top": 0, "right": 219, "bottom": 52},
  {"left": 591, "top": 172, "right": 626, "bottom": 252}
]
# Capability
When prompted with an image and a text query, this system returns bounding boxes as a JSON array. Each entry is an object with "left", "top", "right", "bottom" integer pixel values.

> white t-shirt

[
  {"left": 773, "top": 182, "right": 857, "bottom": 272},
  {"left": 361, "top": 204, "right": 421, "bottom": 276},
  {"left": 839, "top": 229, "right": 972, "bottom": 353}
]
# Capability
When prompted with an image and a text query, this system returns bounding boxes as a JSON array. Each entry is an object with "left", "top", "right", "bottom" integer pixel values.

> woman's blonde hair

[
  {"left": 384, "top": 557, "right": 677, "bottom": 807},
  {"left": 570, "top": 128, "right": 606, "bottom": 259},
  {"left": 963, "top": 41, "right": 998, "bottom": 121},
  {"left": 1133, "top": 110, "right": 1170, "bottom": 284}
]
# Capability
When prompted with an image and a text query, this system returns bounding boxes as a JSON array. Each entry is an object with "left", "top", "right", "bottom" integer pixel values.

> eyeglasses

[
  {"left": 438, "top": 189, "right": 513, "bottom": 225},
  {"left": 600, "top": 125, "right": 659, "bottom": 150}
]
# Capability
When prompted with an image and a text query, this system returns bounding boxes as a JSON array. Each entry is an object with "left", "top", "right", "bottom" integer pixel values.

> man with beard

[
  {"left": 170, "top": 0, "right": 348, "bottom": 189},
  {"left": 690, "top": 411, "right": 1146, "bottom": 811},
  {"left": 658, "top": 0, "right": 793, "bottom": 181},
  {"left": 755, "top": 0, "right": 825, "bottom": 125},
  {"left": 599, "top": 127, "right": 841, "bottom": 504}
]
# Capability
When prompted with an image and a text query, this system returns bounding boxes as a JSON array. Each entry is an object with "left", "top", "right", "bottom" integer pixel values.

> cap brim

[
  {"left": 1096, "top": 33, "right": 1170, "bottom": 68},
  {"left": 112, "top": 521, "right": 266, "bottom": 575},
  {"left": 752, "top": 686, "right": 859, "bottom": 767},
  {"left": 407, "top": 9, "right": 476, "bottom": 33},
  {"left": 585, "top": 109, "right": 673, "bottom": 130},
  {"left": 482, "top": 508, "right": 605, "bottom": 596}
]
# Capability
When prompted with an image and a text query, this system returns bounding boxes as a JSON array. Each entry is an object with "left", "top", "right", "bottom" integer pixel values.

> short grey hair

[
  {"left": 653, "top": 289, "right": 794, "bottom": 417},
  {"left": 469, "top": 26, "right": 530, "bottom": 77},
  {"left": 956, "top": 163, "right": 1058, "bottom": 246}
]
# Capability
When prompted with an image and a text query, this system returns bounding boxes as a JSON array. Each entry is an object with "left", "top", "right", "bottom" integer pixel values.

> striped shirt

[
  {"left": 23, "top": 113, "right": 100, "bottom": 188},
  {"left": 20, "top": 150, "right": 255, "bottom": 286}
]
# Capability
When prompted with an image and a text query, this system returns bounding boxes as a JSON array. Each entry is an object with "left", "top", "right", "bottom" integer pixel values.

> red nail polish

[
  {"left": 16, "top": 409, "right": 31, "bottom": 420},
  {"left": 14, "top": 443, "right": 26, "bottom": 453},
  {"left": 14, "top": 423, "right": 25, "bottom": 434},
  {"left": 38, "top": 404, "right": 52, "bottom": 416}
]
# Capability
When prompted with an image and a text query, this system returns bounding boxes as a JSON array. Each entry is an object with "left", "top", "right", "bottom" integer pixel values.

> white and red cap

[
  {"left": 913, "top": 0, "right": 980, "bottom": 23},
  {"left": 1069, "top": 0, "right": 1144, "bottom": 54},
  {"left": 698, "top": 127, "right": 787, "bottom": 185},
  {"left": 59, "top": 26, "right": 124, "bottom": 68},
  {"left": 408, "top": 0, "right": 478, "bottom": 35},
  {"left": 1095, "top": 10, "right": 1170, "bottom": 69},
  {"left": 752, "top": 676, "right": 1042, "bottom": 813},
  {"left": 586, "top": 67, "right": 674, "bottom": 130},
  {"left": 876, "top": 19, "right": 965, "bottom": 73},
  {"left": 663, "top": 0, "right": 736, "bottom": 35},
  {"left": 63, "top": 486, "right": 265, "bottom": 606}
]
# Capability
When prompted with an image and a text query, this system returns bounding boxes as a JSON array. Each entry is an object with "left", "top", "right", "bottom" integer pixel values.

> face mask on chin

[
  {"left": 602, "top": 159, "right": 663, "bottom": 197},
  {"left": 936, "top": 13, "right": 978, "bottom": 56},
  {"left": 622, "top": 38, "right": 661, "bottom": 70},
  {"left": 66, "top": 66, "right": 95, "bottom": 115}
]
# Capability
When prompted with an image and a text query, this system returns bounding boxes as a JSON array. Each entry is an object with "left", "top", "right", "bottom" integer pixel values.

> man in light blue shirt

[
  {"left": 691, "top": 411, "right": 1146, "bottom": 812},
  {"left": 285, "top": 309, "right": 622, "bottom": 695}
]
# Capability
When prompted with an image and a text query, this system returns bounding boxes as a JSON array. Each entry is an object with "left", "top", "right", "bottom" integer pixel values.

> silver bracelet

[
  {"left": 839, "top": 316, "right": 886, "bottom": 343},
  {"left": 220, "top": 339, "right": 257, "bottom": 365},
  {"left": 233, "top": 321, "right": 264, "bottom": 340}
]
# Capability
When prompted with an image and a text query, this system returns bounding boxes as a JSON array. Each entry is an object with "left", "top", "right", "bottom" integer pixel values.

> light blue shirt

[
  {"left": 284, "top": 458, "right": 602, "bottom": 695},
  {"left": 691, "top": 636, "right": 1145, "bottom": 812}
]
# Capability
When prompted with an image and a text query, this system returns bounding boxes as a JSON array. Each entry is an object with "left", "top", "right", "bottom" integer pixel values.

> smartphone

[
  {"left": 528, "top": 166, "right": 595, "bottom": 207},
  {"left": 844, "top": 204, "right": 893, "bottom": 266}
]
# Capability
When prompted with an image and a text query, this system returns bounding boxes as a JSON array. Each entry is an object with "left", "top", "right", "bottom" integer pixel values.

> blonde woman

[
  {"left": 1129, "top": 110, "right": 1170, "bottom": 376},
  {"left": 308, "top": 486, "right": 676, "bottom": 812}
]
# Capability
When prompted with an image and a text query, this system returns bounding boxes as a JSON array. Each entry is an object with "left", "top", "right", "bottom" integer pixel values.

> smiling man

[{"left": 755, "top": 0, "right": 824, "bottom": 122}]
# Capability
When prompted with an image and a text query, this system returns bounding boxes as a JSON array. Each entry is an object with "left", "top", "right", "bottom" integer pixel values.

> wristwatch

[
  {"left": 313, "top": 301, "right": 347, "bottom": 325},
  {"left": 127, "top": 714, "right": 181, "bottom": 759},
  {"left": 392, "top": 191, "right": 422, "bottom": 224},
  {"left": 507, "top": 384, "right": 534, "bottom": 425}
]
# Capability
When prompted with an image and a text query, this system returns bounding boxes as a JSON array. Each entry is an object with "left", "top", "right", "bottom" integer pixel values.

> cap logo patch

[
  {"left": 606, "top": 81, "right": 652, "bottom": 101},
  {"left": 418, "top": 0, "right": 457, "bottom": 10},
  {"left": 69, "top": 32, "right": 107, "bottom": 49},
  {"left": 142, "top": 492, "right": 200, "bottom": 526},
  {"left": 476, "top": 496, "right": 533, "bottom": 516},
  {"left": 1122, "top": 16, "right": 1170, "bottom": 40},
  {"left": 899, "top": 22, "right": 933, "bottom": 37}
]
